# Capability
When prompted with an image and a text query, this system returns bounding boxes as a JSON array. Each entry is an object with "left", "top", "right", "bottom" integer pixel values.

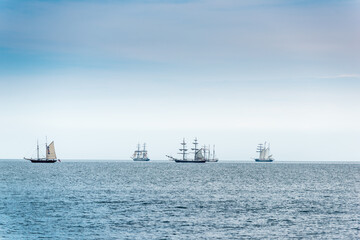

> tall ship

[
  {"left": 254, "top": 142, "right": 274, "bottom": 162},
  {"left": 24, "top": 140, "right": 59, "bottom": 163},
  {"left": 203, "top": 145, "right": 219, "bottom": 162},
  {"left": 131, "top": 143, "right": 150, "bottom": 161},
  {"left": 166, "top": 138, "right": 206, "bottom": 163}
]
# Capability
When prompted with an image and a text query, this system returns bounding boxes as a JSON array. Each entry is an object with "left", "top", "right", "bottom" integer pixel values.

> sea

[{"left": 0, "top": 160, "right": 359, "bottom": 239}]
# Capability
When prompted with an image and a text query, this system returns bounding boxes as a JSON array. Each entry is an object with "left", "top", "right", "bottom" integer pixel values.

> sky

[{"left": 0, "top": 0, "right": 359, "bottom": 161}]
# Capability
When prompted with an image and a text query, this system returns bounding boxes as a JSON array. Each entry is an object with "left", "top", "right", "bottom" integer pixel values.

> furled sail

[{"left": 46, "top": 141, "right": 57, "bottom": 159}]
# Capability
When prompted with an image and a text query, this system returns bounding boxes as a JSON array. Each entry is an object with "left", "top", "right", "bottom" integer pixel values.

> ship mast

[
  {"left": 37, "top": 139, "right": 39, "bottom": 160},
  {"left": 179, "top": 138, "right": 188, "bottom": 160},
  {"left": 191, "top": 138, "right": 199, "bottom": 160},
  {"left": 257, "top": 143, "right": 264, "bottom": 159},
  {"left": 143, "top": 143, "right": 147, "bottom": 158},
  {"left": 136, "top": 143, "right": 141, "bottom": 158},
  {"left": 45, "top": 136, "right": 48, "bottom": 160},
  {"left": 213, "top": 145, "right": 215, "bottom": 160},
  {"left": 202, "top": 145, "right": 207, "bottom": 160}
]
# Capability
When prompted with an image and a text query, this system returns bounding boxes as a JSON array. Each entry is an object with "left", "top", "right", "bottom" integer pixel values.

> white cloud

[{"left": 318, "top": 74, "right": 360, "bottom": 79}]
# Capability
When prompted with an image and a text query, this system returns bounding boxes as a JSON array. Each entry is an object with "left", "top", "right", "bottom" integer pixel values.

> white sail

[
  {"left": 255, "top": 142, "right": 274, "bottom": 162},
  {"left": 260, "top": 142, "right": 268, "bottom": 160},
  {"left": 46, "top": 141, "right": 57, "bottom": 159},
  {"left": 264, "top": 148, "right": 269, "bottom": 159},
  {"left": 259, "top": 149, "right": 265, "bottom": 160},
  {"left": 195, "top": 149, "right": 204, "bottom": 161},
  {"left": 267, "top": 143, "right": 271, "bottom": 160}
]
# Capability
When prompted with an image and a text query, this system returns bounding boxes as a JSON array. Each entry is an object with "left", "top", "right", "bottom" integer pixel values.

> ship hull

[
  {"left": 255, "top": 159, "right": 273, "bottom": 162},
  {"left": 174, "top": 159, "right": 206, "bottom": 163},
  {"left": 206, "top": 159, "right": 219, "bottom": 162},
  {"left": 133, "top": 158, "right": 150, "bottom": 161},
  {"left": 25, "top": 158, "right": 57, "bottom": 163}
]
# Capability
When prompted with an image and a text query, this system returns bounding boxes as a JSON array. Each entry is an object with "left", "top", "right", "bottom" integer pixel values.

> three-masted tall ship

[
  {"left": 166, "top": 138, "right": 206, "bottom": 163},
  {"left": 131, "top": 143, "right": 150, "bottom": 161},
  {"left": 254, "top": 142, "right": 274, "bottom": 162},
  {"left": 24, "top": 140, "right": 59, "bottom": 163}
]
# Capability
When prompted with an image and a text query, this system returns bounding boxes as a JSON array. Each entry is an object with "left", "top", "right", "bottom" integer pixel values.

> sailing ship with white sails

[
  {"left": 166, "top": 138, "right": 206, "bottom": 163},
  {"left": 203, "top": 145, "right": 219, "bottom": 162},
  {"left": 24, "top": 140, "right": 59, "bottom": 163},
  {"left": 131, "top": 143, "right": 150, "bottom": 161},
  {"left": 254, "top": 142, "right": 274, "bottom": 162}
]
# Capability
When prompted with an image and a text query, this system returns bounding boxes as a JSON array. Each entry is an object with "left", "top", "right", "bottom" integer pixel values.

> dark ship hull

[
  {"left": 25, "top": 158, "right": 57, "bottom": 163},
  {"left": 168, "top": 138, "right": 207, "bottom": 163},
  {"left": 255, "top": 159, "right": 273, "bottom": 162},
  {"left": 174, "top": 159, "right": 206, "bottom": 163}
]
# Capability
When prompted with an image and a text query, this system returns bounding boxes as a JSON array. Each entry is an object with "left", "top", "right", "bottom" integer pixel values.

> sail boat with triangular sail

[{"left": 24, "top": 140, "right": 59, "bottom": 163}]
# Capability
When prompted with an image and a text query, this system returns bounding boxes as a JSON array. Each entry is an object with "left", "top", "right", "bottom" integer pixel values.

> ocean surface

[{"left": 0, "top": 160, "right": 359, "bottom": 239}]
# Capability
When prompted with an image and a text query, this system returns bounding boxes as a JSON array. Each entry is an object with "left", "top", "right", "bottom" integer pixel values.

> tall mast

[
  {"left": 203, "top": 145, "right": 206, "bottom": 160},
  {"left": 213, "top": 145, "right": 215, "bottom": 160},
  {"left": 192, "top": 138, "right": 199, "bottom": 160},
  {"left": 45, "top": 136, "right": 48, "bottom": 160},
  {"left": 257, "top": 143, "right": 263, "bottom": 159},
  {"left": 179, "top": 138, "right": 187, "bottom": 160},
  {"left": 37, "top": 139, "right": 39, "bottom": 160},
  {"left": 143, "top": 143, "right": 147, "bottom": 158},
  {"left": 137, "top": 143, "right": 141, "bottom": 158}
]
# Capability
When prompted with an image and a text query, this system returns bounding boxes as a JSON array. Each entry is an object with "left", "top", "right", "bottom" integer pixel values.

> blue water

[{"left": 0, "top": 160, "right": 359, "bottom": 239}]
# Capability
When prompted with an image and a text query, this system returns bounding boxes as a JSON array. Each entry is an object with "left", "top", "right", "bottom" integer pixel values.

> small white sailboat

[
  {"left": 254, "top": 142, "right": 274, "bottom": 162},
  {"left": 24, "top": 140, "right": 60, "bottom": 163}
]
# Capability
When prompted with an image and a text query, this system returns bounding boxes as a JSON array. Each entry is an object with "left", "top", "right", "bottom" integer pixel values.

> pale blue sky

[{"left": 0, "top": 0, "right": 359, "bottom": 160}]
